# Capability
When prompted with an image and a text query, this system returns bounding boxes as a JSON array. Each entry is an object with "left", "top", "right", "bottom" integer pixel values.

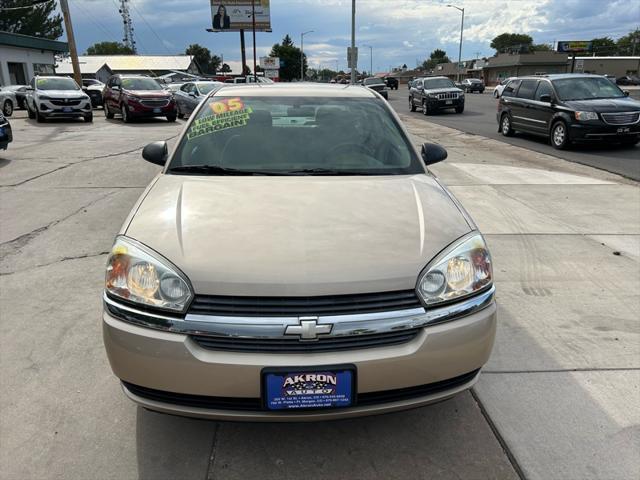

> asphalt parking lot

[
  {"left": 1, "top": 101, "right": 639, "bottom": 480},
  {"left": 389, "top": 89, "right": 640, "bottom": 181}
]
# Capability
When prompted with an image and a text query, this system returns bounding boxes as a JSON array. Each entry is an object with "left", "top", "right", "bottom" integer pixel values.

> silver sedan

[{"left": 174, "top": 81, "right": 223, "bottom": 118}]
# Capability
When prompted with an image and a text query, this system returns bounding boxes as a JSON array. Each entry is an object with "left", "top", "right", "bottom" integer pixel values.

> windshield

[
  {"left": 364, "top": 78, "right": 384, "bottom": 86},
  {"left": 552, "top": 77, "right": 625, "bottom": 101},
  {"left": 121, "top": 77, "right": 162, "bottom": 90},
  {"left": 170, "top": 96, "right": 422, "bottom": 176},
  {"left": 423, "top": 78, "right": 455, "bottom": 89},
  {"left": 36, "top": 77, "right": 79, "bottom": 91},
  {"left": 196, "top": 82, "right": 220, "bottom": 94}
]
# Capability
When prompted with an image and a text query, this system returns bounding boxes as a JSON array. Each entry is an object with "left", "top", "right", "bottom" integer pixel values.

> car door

[
  {"left": 511, "top": 79, "right": 542, "bottom": 133},
  {"left": 186, "top": 84, "right": 199, "bottom": 114},
  {"left": 411, "top": 79, "right": 423, "bottom": 105},
  {"left": 176, "top": 83, "right": 191, "bottom": 113},
  {"left": 499, "top": 79, "right": 522, "bottom": 122},
  {"left": 527, "top": 80, "right": 556, "bottom": 133}
]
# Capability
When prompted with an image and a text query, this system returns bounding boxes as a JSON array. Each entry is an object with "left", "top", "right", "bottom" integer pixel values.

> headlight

[
  {"left": 417, "top": 233, "right": 492, "bottom": 306},
  {"left": 39, "top": 96, "right": 52, "bottom": 101},
  {"left": 127, "top": 95, "right": 141, "bottom": 102},
  {"left": 459, "top": 92, "right": 465, "bottom": 98},
  {"left": 575, "top": 111, "right": 598, "bottom": 121},
  {"left": 105, "top": 236, "right": 193, "bottom": 312}
]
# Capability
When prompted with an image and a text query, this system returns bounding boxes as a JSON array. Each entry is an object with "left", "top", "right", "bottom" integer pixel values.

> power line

[
  {"left": 128, "top": 0, "right": 172, "bottom": 54},
  {"left": 68, "top": 0, "right": 119, "bottom": 43}
]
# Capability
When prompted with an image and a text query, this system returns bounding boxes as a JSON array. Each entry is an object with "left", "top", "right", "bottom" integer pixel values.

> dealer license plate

[
  {"left": 446, "top": 100, "right": 452, "bottom": 105},
  {"left": 153, "top": 108, "right": 161, "bottom": 113},
  {"left": 617, "top": 127, "right": 630, "bottom": 134},
  {"left": 263, "top": 366, "right": 355, "bottom": 411},
  {"left": 62, "top": 107, "right": 72, "bottom": 113}
]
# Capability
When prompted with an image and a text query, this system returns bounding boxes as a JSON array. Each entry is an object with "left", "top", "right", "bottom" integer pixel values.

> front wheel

[
  {"left": 121, "top": 105, "right": 131, "bottom": 123},
  {"left": 27, "top": 104, "right": 35, "bottom": 119},
  {"left": 409, "top": 97, "right": 416, "bottom": 112},
  {"left": 550, "top": 121, "right": 570, "bottom": 149},
  {"left": 84, "top": 113, "right": 93, "bottom": 123},
  {"left": 455, "top": 105, "right": 464, "bottom": 114},
  {"left": 501, "top": 114, "right": 514, "bottom": 136},
  {"left": 3, "top": 100, "right": 13, "bottom": 117},
  {"left": 35, "top": 108, "right": 45, "bottom": 123},
  {"left": 104, "top": 104, "right": 114, "bottom": 119},
  {"left": 166, "top": 114, "right": 177, "bottom": 122},
  {"left": 620, "top": 137, "right": 639, "bottom": 147},
  {"left": 422, "top": 100, "right": 430, "bottom": 115}
]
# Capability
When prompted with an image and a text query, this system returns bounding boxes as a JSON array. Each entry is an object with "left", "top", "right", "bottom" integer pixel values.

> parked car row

[{"left": 497, "top": 74, "right": 640, "bottom": 149}]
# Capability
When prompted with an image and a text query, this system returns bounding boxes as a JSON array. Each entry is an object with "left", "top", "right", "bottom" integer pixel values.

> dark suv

[
  {"left": 497, "top": 74, "right": 640, "bottom": 149},
  {"left": 384, "top": 77, "right": 399, "bottom": 90},
  {"left": 409, "top": 76, "right": 464, "bottom": 114},
  {"left": 461, "top": 78, "right": 485, "bottom": 93},
  {"left": 103, "top": 75, "right": 177, "bottom": 123}
]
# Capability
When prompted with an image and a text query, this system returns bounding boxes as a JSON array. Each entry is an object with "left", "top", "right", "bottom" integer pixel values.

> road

[
  {"left": 388, "top": 90, "right": 640, "bottom": 181},
  {"left": 1, "top": 106, "right": 639, "bottom": 480}
]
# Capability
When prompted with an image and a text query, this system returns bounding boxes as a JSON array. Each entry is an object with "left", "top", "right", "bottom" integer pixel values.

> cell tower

[{"left": 118, "top": 0, "right": 137, "bottom": 53}]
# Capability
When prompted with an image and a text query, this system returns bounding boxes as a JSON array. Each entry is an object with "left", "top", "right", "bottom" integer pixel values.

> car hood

[
  {"left": 563, "top": 97, "right": 640, "bottom": 113},
  {"left": 424, "top": 87, "right": 463, "bottom": 94},
  {"left": 37, "top": 90, "right": 86, "bottom": 98},
  {"left": 124, "top": 90, "right": 171, "bottom": 98},
  {"left": 366, "top": 84, "right": 386, "bottom": 91},
  {"left": 124, "top": 174, "right": 472, "bottom": 296}
]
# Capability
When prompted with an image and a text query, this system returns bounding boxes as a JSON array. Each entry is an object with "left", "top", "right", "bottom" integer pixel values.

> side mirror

[
  {"left": 188, "top": 92, "right": 197, "bottom": 97},
  {"left": 112, "top": 85, "right": 120, "bottom": 91},
  {"left": 539, "top": 94, "right": 552, "bottom": 103},
  {"left": 421, "top": 143, "right": 448, "bottom": 166},
  {"left": 624, "top": 90, "right": 630, "bottom": 97},
  {"left": 26, "top": 86, "right": 34, "bottom": 91},
  {"left": 142, "top": 141, "right": 168, "bottom": 166}
]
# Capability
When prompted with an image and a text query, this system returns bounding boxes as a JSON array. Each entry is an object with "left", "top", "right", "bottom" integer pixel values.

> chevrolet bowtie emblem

[{"left": 284, "top": 317, "right": 332, "bottom": 340}]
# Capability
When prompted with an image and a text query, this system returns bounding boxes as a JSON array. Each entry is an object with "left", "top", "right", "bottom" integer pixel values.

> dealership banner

[
  {"left": 556, "top": 41, "right": 592, "bottom": 54},
  {"left": 210, "top": 0, "right": 272, "bottom": 32}
]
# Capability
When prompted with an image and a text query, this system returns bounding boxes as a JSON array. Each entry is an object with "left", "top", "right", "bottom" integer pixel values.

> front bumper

[
  {"left": 103, "top": 289, "right": 497, "bottom": 421},
  {"left": 569, "top": 121, "right": 640, "bottom": 141},
  {"left": 126, "top": 101, "right": 176, "bottom": 117},
  {"left": 428, "top": 97, "right": 464, "bottom": 110},
  {"left": 39, "top": 98, "right": 92, "bottom": 118}
]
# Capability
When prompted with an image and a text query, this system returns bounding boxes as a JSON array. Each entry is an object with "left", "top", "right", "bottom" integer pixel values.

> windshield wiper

[
  {"left": 284, "top": 168, "right": 380, "bottom": 176},
  {"left": 167, "top": 165, "right": 281, "bottom": 176}
]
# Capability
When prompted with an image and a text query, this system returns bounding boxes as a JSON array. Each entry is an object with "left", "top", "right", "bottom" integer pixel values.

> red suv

[{"left": 103, "top": 75, "right": 177, "bottom": 122}]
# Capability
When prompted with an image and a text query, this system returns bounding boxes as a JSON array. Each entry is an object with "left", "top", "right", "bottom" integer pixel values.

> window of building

[{"left": 33, "top": 63, "right": 55, "bottom": 75}]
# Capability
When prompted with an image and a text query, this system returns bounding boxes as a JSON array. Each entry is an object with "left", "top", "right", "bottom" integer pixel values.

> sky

[{"left": 58, "top": 0, "right": 639, "bottom": 73}]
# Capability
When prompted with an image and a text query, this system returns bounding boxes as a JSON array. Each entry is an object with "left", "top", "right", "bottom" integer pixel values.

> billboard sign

[
  {"left": 557, "top": 41, "right": 592, "bottom": 54},
  {"left": 260, "top": 56, "right": 279, "bottom": 69},
  {"left": 210, "top": 0, "right": 272, "bottom": 32}
]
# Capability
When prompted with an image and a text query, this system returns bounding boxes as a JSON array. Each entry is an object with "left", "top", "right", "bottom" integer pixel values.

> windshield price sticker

[{"left": 187, "top": 98, "right": 253, "bottom": 140}]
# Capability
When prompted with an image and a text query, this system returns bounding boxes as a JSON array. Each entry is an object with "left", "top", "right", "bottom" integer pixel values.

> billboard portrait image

[{"left": 210, "top": 0, "right": 272, "bottom": 32}]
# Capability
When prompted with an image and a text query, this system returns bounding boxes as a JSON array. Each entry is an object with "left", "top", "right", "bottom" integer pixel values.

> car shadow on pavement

[
  {"left": 135, "top": 392, "right": 519, "bottom": 480},
  {"left": 0, "top": 157, "right": 11, "bottom": 168},
  {"left": 103, "top": 117, "right": 179, "bottom": 128}
]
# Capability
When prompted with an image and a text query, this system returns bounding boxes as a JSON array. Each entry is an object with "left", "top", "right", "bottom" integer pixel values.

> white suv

[{"left": 26, "top": 76, "right": 93, "bottom": 122}]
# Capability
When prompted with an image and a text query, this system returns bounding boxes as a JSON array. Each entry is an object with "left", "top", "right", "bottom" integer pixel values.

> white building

[
  {"left": 55, "top": 55, "right": 202, "bottom": 80},
  {"left": 0, "top": 31, "right": 68, "bottom": 86}
]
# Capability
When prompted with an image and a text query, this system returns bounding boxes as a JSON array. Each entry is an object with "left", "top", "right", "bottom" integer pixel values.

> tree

[
  {"left": 185, "top": 44, "right": 223, "bottom": 74},
  {"left": 616, "top": 30, "right": 640, "bottom": 56},
  {"left": 421, "top": 49, "right": 450, "bottom": 71},
  {"left": 220, "top": 63, "right": 231, "bottom": 73},
  {"left": 530, "top": 43, "right": 552, "bottom": 52},
  {"left": 490, "top": 33, "right": 534, "bottom": 53},
  {"left": 0, "top": 0, "right": 63, "bottom": 39},
  {"left": 590, "top": 37, "right": 617, "bottom": 55},
  {"left": 270, "top": 35, "right": 307, "bottom": 81},
  {"left": 86, "top": 41, "right": 134, "bottom": 55}
]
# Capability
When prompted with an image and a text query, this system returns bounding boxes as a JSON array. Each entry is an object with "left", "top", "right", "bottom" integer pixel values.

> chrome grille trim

[
  {"left": 103, "top": 285, "right": 495, "bottom": 340},
  {"left": 140, "top": 98, "right": 170, "bottom": 107},
  {"left": 436, "top": 92, "right": 459, "bottom": 100},
  {"left": 601, "top": 111, "right": 640, "bottom": 126}
]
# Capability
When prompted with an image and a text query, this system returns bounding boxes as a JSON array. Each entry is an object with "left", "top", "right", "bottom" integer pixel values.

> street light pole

[
  {"left": 448, "top": 4, "right": 465, "bottom": 82},
  {"left": 350, "top": 0, "right": 356, "bottom": 84},
  {"left": 301, "top": 30, "right": 314, "bottom": 81}
]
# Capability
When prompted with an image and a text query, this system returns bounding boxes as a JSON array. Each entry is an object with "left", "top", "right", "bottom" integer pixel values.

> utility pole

[
  {"left": 447, "top": 4, "right": 465, "bottom": 82},
  {"left": 240, "top": 30, "right": 247, "bottom": 76},
  {"left": 251, "top": 0, "right": 257, "bottom": 82},
  {"left": 350, "top": 0, "right": 356, "bottom": 84},
  {"left": 59, "top": 0, "right": 82, "bottom": 87},
  {"left": 301, "top": 30, "right": 314, "bottom": 81}
]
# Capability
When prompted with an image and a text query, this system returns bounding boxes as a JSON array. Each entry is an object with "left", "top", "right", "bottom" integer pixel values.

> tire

[
  {"left": 121, "top": 104, "right": 131, "bottom": 123},
  {"left": 455, "top": 105, "right": 464, "bottom": 114},
  {"left": 3, "top": 100, "right": 13, "bottom": 117},
  {"left": 176, "top": 104, "right": 184, "bottom": 119},
  {"left": 36, "top": 108, "right": 45, "bottom": 123},
  {"left": 409, "top": 96, "right": 416, "bottom": 112},
  {"left": 500, "top": 113, "right": 514, "bottom": 136},
  {"left": 550, "top": 121, "right": 570, "bottom": 149},
  {"left": 620, "top": 137, "right": 639, "bottom": 147},
  {"left": 84, "top": 112, "right": 93, "bottom": 123},
  {"left": 104, "top": 104, "right": 114, "bottom": 119},
  {"left": 422, "top": 99, "right": 430, "bottom": 115},
  {"left": 27, "top": 103, "right": 35, "bottom": 119},
  {"left": 166, "top": 114, "right": 177, "bottom": 122}
]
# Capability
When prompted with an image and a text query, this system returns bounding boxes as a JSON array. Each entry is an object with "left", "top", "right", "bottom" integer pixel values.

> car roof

[
  {"left": 518, "top": 73, "right": 609, "bottom": 81},
  {"left": 211, "top": 83, "right": 378, "bottom": 98}
]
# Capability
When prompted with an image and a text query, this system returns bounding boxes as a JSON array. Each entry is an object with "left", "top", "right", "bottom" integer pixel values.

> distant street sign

[
  {"left": 260, "top": 56, "right": 279, "bottom": 69},
  {"left": 347, "top": 47, "right": 358, "bottom": 68},
  {"left": 557, "top": 41, "right": 592, "bottom": 54}
]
